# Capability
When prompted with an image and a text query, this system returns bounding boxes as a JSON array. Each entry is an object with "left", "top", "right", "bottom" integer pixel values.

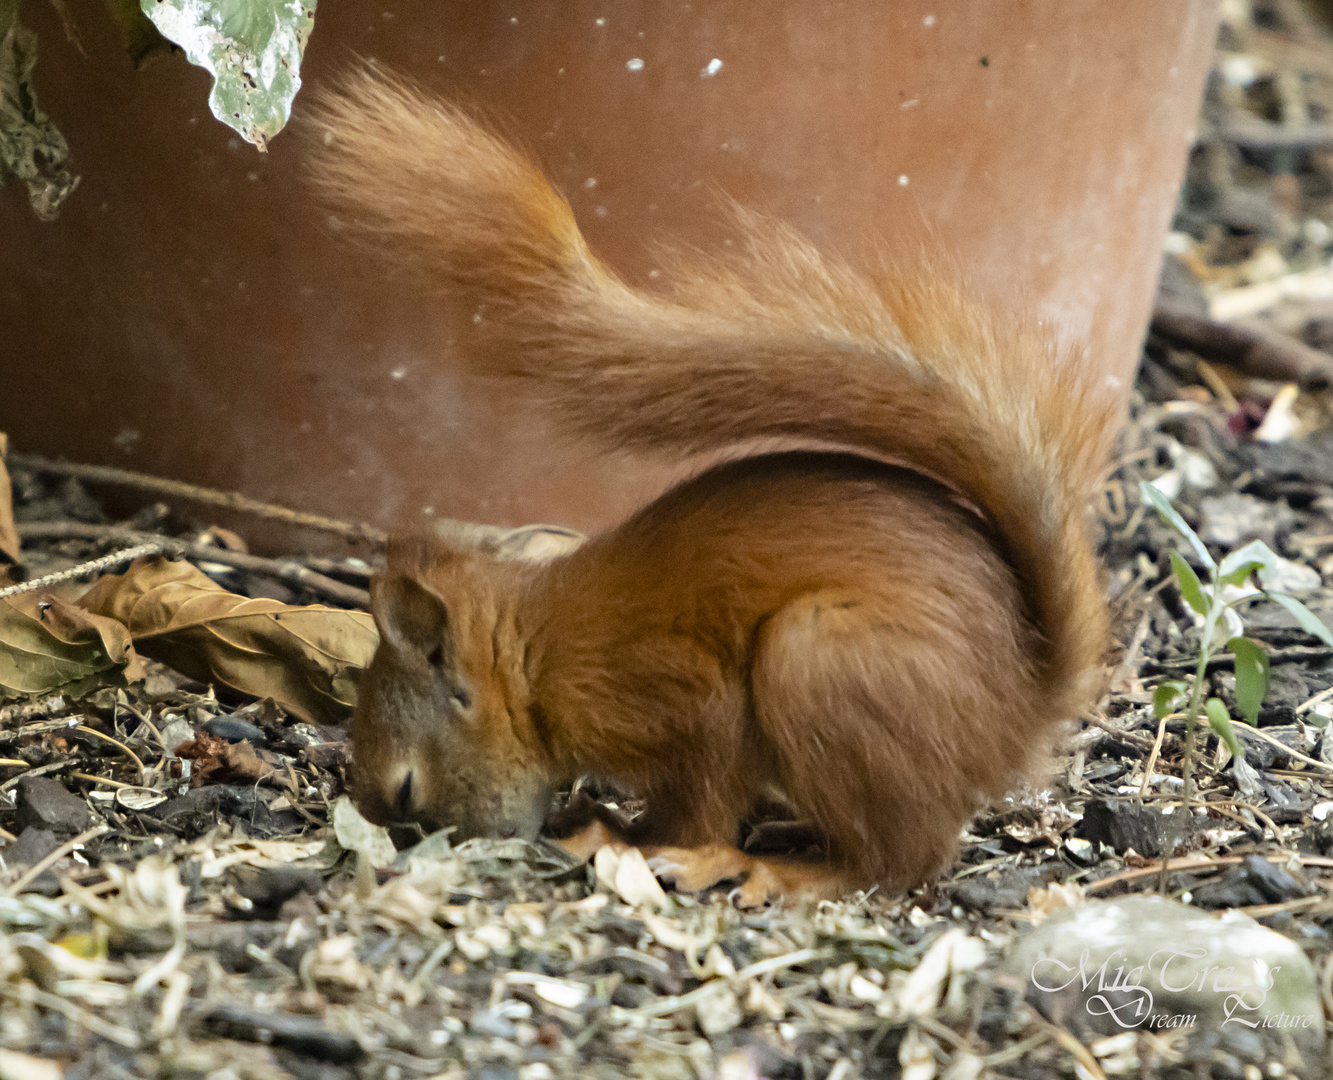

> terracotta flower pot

[{"left": 1, "top": 1, "right": 1219, "bottom": 546}]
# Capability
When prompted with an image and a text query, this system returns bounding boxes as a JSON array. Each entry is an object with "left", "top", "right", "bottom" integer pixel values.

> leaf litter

[{"left": 10, "top": 6, "right": 1333, "bottom": 1077}]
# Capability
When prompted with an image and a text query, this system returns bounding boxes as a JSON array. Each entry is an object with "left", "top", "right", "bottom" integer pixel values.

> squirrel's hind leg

[{"left": 750, "top": 585, "right": 1029, "bottom": 892}]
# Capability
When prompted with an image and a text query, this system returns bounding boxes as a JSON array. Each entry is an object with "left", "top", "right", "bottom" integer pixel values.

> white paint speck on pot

[
  {"left": 897, "top": 174, "right": 909, "bottom": 186},
  {"left": 626, "top": 58, "right": 644, "bottom": 72},
  {"left": 701, "top": 58, "right": 723, "bottom": 77}
]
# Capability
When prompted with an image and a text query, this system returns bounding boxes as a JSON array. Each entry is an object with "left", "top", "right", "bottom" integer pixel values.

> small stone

[
  {"left": 0, "top": 827, "right": 60, "bottom": 895},
  {"left": 234, "top": 865, "right": 323, "bottom": 920},
  {"left": 202, "top": 716, "right": 267, "bottom": 744},
  {"left": 469, "top": 1008, "right": 517, "bottom": 1039},
  {"left": 1235, "top": 726, "right": 1297, "bottom": 770},
  {"left": 1076, "top": 798, "right": 1172, "bottom": 857},
  {"left": 951, "top": 867, "right": 1048, "bottom": 914},
  {"left": 1005, "top": 896, "right": 1324, "bottom": 1064},
  {"left": 1198, "top": 492, "right": 1286, "bottom": 548},
  {"left": 14, "top": 776, "right": 94, "bottom": 837},
  {"left": 1191, "top": 854, "right": 1313, "bottom": 909},
  {"left": 1, "top": 826, "right": 59, "bottom": 869}
]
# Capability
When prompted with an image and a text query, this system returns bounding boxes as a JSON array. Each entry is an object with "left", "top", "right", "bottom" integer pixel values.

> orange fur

[{"left": 310, "top": 70, "right": 1119, "bottom": 895}]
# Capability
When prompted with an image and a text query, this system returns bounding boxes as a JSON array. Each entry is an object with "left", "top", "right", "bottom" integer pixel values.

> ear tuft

[{"left": 373, "top": 574, "right": 450, "bottom": 663}]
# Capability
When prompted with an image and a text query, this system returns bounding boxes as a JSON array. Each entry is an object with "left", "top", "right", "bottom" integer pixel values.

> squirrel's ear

[{"left": 372, "top": 574, "right": 451, "bottom": 664}]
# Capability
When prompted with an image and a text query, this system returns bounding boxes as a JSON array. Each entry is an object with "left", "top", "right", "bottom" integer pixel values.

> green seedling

[{"left": 1139, "top": 481, "right": 1333, "bottom": 887}]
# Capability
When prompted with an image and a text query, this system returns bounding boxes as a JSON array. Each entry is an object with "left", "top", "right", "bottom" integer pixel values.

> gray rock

[
  {"left": 1, "top": 826, "right": 58, "bottom": 869},
  {"left": 1005, "top": 896, "right": 1324, "bottom": 1068},
  {"left": 1191, "top": 854, "right": 1314, "bottom": 909},
  {"left": 0, "top": 827, "right": 60, "bottom": 895},
  {"left": 1198, "top": 492, "right": 1289, "bottom": 548},
  {"left": 1076, "top": 798, "right": 1173, "bottom": 857},
  {"left": 950, "top": 867, "right": 1048, "bottom": 914},
  {"left": 14, "top": 775, "right": 94, "bottom": 836}
]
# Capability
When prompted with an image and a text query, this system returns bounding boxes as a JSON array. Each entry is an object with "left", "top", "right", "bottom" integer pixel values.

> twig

[
  {"left": 1297, "top": 685, "right": 1333, "bottom": 714},
  {"left": 1151, "top": 298, "right": 1333, "bottom": 392},
  {"left": 0, "top": 758, "right": 72, "bottom": 790},
  {"left": 913, "top": 1015, "right": 966, "bottom": 1049},
  {"left": 302, "top": 555, "right": 374, "bottom": 581},
  {"left": 733, "top": 947, "right": 836, "bottom": 983},
  {"left": 5, "top": 823, "right": 110, "bottom": 896},
  {"left": 1143, "top": 644, "right": 1333, "bottom": 675},
  {"left": 979, "top": 1031, "right": 1050, "bottom": 1068},
  {"left": 1235, "top": 723, "right": 1333, "bottom": 774},
  {"left": 1140, "top": 715, "right": 1170, "bottom": 797},
  {"left": 1230, "top": 895, "right": 1326, "bottom": 919},
  {"left": 0, "top": 541, "right": 173, "bottom": 598},
  {"left": 612, "top": 947, "right": 836, "bottom": 1022},
  {"left": 1085, "top": 852, "right": 1333, "bottom": 893},
  {"left": 0, "top": 982, "right": 140, "bottom": 1049},
  {"left": 1082, "top": 715, "right": 1157, "bottom": 751},
  {"left": 17, "top": 522, "right": 370, "bottom": 607},
  {"left": 1032, "top": 1016, "right": 1108, "bottom": 1080},
  {"left": 1201, "top": 797, "right": 1280, "bottom": 841},
  {"left": 71, "top": 771, "right": 134, "bottom": 788},
  {"left": 70, "top": 723, "right": 146, "bottom": 778},
  {"left": 178, "top": 544, "right": 371, "bottom": 608},
  {"left": 9, "top": 451, "right": 388, "bottom": 546}
]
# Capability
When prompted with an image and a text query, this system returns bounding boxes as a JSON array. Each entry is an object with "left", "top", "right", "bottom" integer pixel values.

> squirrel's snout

[{"left": 395, "top": 771, "right": 414, "bottom": 819}]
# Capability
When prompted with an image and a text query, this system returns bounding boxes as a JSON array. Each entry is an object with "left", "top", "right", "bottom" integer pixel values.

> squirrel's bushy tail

[{"left": 308, "top": 69, "right": 1118, "bottom": 710}]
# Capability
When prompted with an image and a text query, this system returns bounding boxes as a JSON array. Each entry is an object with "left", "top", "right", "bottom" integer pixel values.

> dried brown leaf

[
  {"left": 0, "top": 432, "right": 20, "bottom": 563},
  {"left": 79, "top": 556, "right": 377, "bottom": 724},
  {"left": 175, "top": 729, "right": 271, "bottom": 787},
  {"left": 0, "top": 592, "right": 140, "bottom": 696}
]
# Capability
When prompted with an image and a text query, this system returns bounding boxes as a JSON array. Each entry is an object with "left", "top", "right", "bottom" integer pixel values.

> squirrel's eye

[
  {"left": 396, "top": 772, "right": 413, "bottom": 818},
  {"left": 452, "top": 687, "right": 472, "bottom": 709}
]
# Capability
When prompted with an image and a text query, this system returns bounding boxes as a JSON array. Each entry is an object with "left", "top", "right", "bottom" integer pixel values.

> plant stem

[{"left": 1158, "top": 627, "right": 1212, "bottom": 894}]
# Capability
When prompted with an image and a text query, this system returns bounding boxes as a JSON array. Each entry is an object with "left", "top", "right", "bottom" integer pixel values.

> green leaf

[
  {"left": 1153, "top": 680, "right": 1186, "bottom": 720},
  {"left": 1206, "top": 697, "right": 1244, "bottom": 758},
  {"left": 0, "top": 6, "right": 78, "bottom": 219},
  {"left": 1218, "top": 539, "right": 1278, "bottom": 588},
  {"left": 1227, "top": 636, "right": 1269, "bottom": 726},
  {"left": 140, "top": 0, "right": 316, "bottom": 149},
  {"left": 1169, "top": 551, "right": 1209, "bottom": 616},
  {"left": 1140, "top": 481, "right": 1215, "bottom": 569},
  {"left": 1266, "top": 593, "right": 1333, "bottom": 648}
]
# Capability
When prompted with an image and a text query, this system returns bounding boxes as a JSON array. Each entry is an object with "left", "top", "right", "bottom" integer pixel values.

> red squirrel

[{"left": 309, "top": 70, "right": 1117, "bottom": 897}]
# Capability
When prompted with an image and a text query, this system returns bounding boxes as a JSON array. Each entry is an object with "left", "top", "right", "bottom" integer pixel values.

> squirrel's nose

[{"left": 395, "top": 771, "right": 414, "bottom": 819}]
